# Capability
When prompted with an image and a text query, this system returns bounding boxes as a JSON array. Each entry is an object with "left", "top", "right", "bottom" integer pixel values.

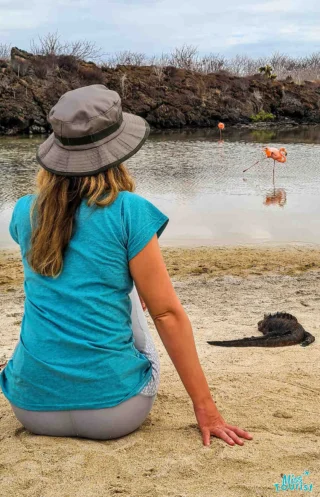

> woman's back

[
  {"left": 1, "top": 191, "right": 168, "bottom": 411},
  {"left": 1, "top": 84, "right": 252, "bottom": 446}
]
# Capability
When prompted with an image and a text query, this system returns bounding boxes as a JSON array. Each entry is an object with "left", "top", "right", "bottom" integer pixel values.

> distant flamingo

[
  {"left": 243, "top": 147, "right": 287, "bottom": 183},
  {"left": 218, "top": 122, "right": 225, "bottom": 140}
]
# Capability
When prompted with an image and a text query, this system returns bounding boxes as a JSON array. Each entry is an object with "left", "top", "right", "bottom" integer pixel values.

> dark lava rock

[{"left": 1, "top": 49, "right": 320, "bottom": 135}]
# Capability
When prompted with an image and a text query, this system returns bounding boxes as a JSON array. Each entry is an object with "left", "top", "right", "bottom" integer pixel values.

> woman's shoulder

[
  {"left": 118, "top": 191, "right": 151, "bottom": 208},
  {"left": 13, "top": 194, "right": 36, "bottom": 213},
  {"left": 118, "top": 191, "right": 144, "bottom": 202}
]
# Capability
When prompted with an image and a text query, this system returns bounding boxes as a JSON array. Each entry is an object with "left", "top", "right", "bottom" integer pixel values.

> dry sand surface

[{"left": 0, "top": 247, "right": 319, "bottom": 497}]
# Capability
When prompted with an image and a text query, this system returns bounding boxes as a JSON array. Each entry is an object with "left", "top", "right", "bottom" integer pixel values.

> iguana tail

[{"left": 207, "top": 335, "right": 300, "bottom": 347}]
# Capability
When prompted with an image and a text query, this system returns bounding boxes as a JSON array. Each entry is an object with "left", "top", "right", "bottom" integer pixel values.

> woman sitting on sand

[{"left": 0, "top": 85, "right": 252, "bottom": 446}]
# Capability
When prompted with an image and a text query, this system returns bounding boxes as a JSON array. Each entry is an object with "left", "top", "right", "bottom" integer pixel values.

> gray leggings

[{"left": 10, "top": 287, "right": 160, "bottom": 440}]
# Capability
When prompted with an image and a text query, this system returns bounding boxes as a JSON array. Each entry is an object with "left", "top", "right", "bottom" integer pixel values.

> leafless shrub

[
  {"left": 225, "top": 55, "right": 259, "bottom": 76},
  {"left": 154, "top": 49, "right": 320, "bottom": 81},
  {"left": 30, "top": 32, "right": 66, "bottom": 56},
  {"left": 106, "top": 51, "right": 147, "bottom": 67},
  {"left": 120, "top": 73, "right": 127, "bottom": 97},
  {"left": 68, "top": 40, "right": 103, "bottom": 61},
  {"left": 196, "top": 54, "right": 226, "bottom": 74},
  {"left": 244, "top": 52, "right": 320, "bottom": 82},
  {"left": 149, "top": 53, "right": 170, "bottom": 67},
  {"left": 0, "top": 43, "right": 11, "bottom": 60},
  {"left": 152, "top": 64, "right": 165, "bottom": 83},
  {"left": 30, "top": 31, "right": 102, "bottom": 61},
  {"left": 169, "top": 44, "right": 198, "bottom": 70},
  {"left": 7, "top": 34, "right": 320, "bottom": 83},
  {"left": 150, "top": 53, "right": 170, "bottom": 82},
  {"left": 268, "top": 52, "right": 292, "bottom": 79}
]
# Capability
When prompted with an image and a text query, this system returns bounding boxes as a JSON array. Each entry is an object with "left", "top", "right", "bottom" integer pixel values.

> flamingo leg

[
  {"left": 243, "top": 158, "right": 267, "bottom": 173},
  {"left": 273, "top": 160, "right": 275, "bottom": 185}
]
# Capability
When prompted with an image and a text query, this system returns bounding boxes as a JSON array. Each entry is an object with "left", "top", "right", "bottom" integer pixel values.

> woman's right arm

[{"left": 129, "top": 235, "right": 253, "bottom": 447}]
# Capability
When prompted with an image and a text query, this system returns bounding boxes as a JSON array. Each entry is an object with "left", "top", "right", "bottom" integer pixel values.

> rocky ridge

[{"left": 1, "top": 47, "right": 320, "bottom": 135}]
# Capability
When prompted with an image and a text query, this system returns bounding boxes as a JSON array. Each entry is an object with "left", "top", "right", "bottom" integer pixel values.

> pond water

[{"left": 1, "top": 126, "right": 320, "bottom": 248}]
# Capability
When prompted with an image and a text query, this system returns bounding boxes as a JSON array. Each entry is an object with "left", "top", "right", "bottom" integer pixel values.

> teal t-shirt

[{"left": 0, "top": 191, "right": 168, "bottom": 411}]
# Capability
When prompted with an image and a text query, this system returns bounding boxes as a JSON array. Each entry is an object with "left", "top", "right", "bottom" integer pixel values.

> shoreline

[
  {"left": 1, "top": 245, "right": 320, "bottom": 287},
  {"left": 1, "top": 121, "right": 320, "bottom": 138}
]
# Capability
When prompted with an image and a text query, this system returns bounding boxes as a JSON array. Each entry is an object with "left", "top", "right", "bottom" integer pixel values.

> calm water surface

[{"left": 1, "top": 126, "right": 320, "bottom": 247}]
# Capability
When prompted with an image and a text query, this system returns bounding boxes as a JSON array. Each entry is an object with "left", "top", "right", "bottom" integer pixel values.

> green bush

[{"left": 250, "top": 111, "right": 275, "bottom": 122}]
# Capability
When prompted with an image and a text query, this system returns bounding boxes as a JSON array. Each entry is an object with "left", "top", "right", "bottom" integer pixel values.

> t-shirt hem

[{"left": 2, "top": 370, "right": 153, "bottom": 412}]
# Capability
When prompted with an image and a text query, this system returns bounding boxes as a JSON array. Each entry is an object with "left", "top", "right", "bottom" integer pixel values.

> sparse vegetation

[
  {"left": 1, "top": 34, "right": 320, "bottom": 135},
  {"left": 77, "top": 63, "right": 104, "bottom": 83},
  {"left": 30, "top": 31, "right": 103, "bottom": 61},
  {"left": 259, "top": 65, "right": 276, "bottom": 79},
  {"left": 2, "top": 34, "right": 320, "bottom": 83},
  {"left": 107, "top": 46, "right": 320, "bottom": 83},
  {"left": 56, "top": 55, "right": 78, "bottom": 72},
  {"left": 106, "top": 50, "right": 147, "bottom": 67},
  {"left": 32, "top": 59, "right": 48, "bottom": 79},
  {"left": 0, "top": 43, "right": 11, "bottom": 60},
  {"left": 250, "top": 111, "right": 275, "bottom": 122}
]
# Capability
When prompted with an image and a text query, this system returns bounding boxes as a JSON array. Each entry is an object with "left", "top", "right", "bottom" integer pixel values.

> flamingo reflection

[{"left": 264, "top": 188, "right": 287, "bottom": 208}]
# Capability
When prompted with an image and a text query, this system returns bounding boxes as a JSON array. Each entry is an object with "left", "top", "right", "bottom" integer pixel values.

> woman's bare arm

[{"left": 129, "top": 235, "right": 253, "bottom": 446}]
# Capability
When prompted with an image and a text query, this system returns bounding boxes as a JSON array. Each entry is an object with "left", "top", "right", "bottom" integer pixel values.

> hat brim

[{"left": 36, "top": 113, "right": 150, "bottom": 176}]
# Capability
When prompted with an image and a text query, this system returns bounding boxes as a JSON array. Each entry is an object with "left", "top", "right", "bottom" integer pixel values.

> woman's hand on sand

[{"left": 194, "top": 401, "right": 253, "bottom": 447}]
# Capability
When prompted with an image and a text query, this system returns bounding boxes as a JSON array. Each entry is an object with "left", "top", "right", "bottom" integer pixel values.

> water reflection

[
  {"left": 151, "top": 125, "right": 320, "bottom": 144},
  {"left": 0, "top": 137, "right": 39, "bottom": 210},
  {"left": 264, "top": 188, "right": 287, "bottom": 208},
  {"left": 1, "top": 126, "right": 320, "bottom": 246}
]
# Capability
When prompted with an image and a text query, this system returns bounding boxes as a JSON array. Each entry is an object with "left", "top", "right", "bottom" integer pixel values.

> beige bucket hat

[{"left": 37, "top": 84, "right": 150, "bottom": 176}]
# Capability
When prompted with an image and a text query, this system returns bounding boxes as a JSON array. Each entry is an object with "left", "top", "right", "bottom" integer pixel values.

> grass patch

[
  {"left": 250, "top": 111, "right": 275, "bottom": 122},
  {"left": 162, "top": 246, "right": 320, "bottom": 279},
  {"left": 1, "top": 247, "right": 320, "bottom": 288}
]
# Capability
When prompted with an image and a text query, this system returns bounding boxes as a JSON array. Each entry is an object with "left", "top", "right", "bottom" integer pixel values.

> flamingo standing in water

[
  {"left": 218, "top": 122, "right": 225, "bottom": 140},
  {"left": 243, "top": 147, "right": 287, "bottom": 183}
]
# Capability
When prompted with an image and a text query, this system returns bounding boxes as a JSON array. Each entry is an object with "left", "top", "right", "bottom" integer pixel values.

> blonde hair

[{"left": 28, "top": 164, "right": 135, "bottom": 277}]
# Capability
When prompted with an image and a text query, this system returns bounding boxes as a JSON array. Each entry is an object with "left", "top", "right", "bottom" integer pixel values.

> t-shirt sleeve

[
  {"left": 9, "top": 205, "right": 19, "bottom": 245},
  {"left": 122, "top": 193, "right": 169, "bottom": 261}
]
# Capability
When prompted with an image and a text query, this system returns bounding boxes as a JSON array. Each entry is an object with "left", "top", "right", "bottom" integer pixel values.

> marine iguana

[{"left": 208, "top": 312, "right": 315, "bottom": 347}]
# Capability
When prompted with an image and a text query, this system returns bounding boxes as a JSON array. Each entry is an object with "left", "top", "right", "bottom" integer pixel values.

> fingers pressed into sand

[
  {"left": 224, "top": 428, "right": 244, "bottom": 445},
  {"left": 214, "top": 429, "right": 235, "bottom": 446},
  {"left": 202, "top": 428, "right": 211, "bottom": 446},
  {"left": 226, "top": 425, "right": 253, "bottom": 440}
]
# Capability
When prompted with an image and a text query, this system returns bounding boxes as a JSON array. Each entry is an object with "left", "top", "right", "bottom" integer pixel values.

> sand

[{"left": 0, "top": 247, "right": 319, "bottom": 497}]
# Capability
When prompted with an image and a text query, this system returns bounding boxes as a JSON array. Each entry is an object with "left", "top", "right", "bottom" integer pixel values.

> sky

[{"left": 1, "top": 0, "right": 320, "bottom": 60}]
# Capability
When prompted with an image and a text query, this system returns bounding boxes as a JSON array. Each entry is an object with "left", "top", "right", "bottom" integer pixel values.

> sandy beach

[{"left": 0, "top": 246, "right": 319, "bottom": 497}]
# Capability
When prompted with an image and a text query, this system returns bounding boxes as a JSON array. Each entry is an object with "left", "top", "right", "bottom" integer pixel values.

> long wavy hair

[{"left": 28, "top": 164, "right": 135, "bottom": 277}]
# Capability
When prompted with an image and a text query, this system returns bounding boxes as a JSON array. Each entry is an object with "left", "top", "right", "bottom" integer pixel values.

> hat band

[{"left": 54, "top": 115, "right": 123, "bottom": 146}]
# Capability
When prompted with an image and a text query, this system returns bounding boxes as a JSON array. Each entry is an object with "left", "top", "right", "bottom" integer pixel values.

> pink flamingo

[
  {"left": 218, "top": 122, "right": 225, "bottom": 140},
  {"left": 243, "top": 147, "right": 287, "bottom": 183}
]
